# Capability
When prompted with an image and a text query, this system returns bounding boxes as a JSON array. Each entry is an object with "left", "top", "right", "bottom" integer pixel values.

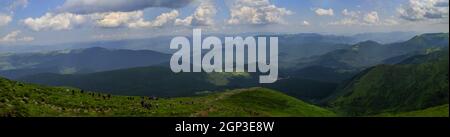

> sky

[{"left": 0, "top": 0, "right": 449, "bottom": 45}]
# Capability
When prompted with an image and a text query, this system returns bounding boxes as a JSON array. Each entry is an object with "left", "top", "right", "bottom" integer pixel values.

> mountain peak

[
  {"left": 356, "top": 40, "right": 381, "bottom": 46},
  {"left": 409, "top": 33, "right": 449, "bottom": 42},
  {"left": 351, "top": 40, "right": 381, "bottom": 51},
  {"left": 82, "top": 47, "right": 109, "bottom": 51}
]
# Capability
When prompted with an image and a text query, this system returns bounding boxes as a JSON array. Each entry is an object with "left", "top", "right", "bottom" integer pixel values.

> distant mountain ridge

[
  {"left": 350, "top": 31, "right": 419, "bottom": 44},
  {"left": 293, "top": 33, "right": 449, "bottom": 70},
  {"left": 15, "top": 33, "right": 450, "bottom": 102},
  {"left": 0, "top": 32, "right": 417, "bottom": 54},
  {"left": 0, "top": 47, "right": 170, "bottom": 79}
]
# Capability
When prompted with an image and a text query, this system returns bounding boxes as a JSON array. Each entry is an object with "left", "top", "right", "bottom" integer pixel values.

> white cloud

[
  {"left": 23, "top": 10, "right": 180, "bottom": 31},
  {"left": 0, "top": 30, "right": 34, "bottom": 43},
  {"left": 92, "top": 11, "right": 150, "bottom": 28},
  {"left": 93, "top": 10, "right": 179, "bottom": 28},
  {"left": 331, "top": 10, "right": 397, "bottom": 26},
  {"left": 384, "top": 18, "right": 399, "bottom": 26},
  {"left": 0, "top": 14, "right": 12, "bottom": 26},
  {"left": 58, "top": 0, "right": 193, "bottom": 14},
  {"left": 363, "top": 11, "right": 380, "bottom": 24},
  {"left": 302, "top": 20, "right": 310, "bottom": 26},
  {"left": 330, "top": 18, "right": 360, "bottom": 25},
  {"left": 176, "top": 1, "right": 217, "bottom": 26},
  {"left": 7, "top": 0, "right": 28, "bottom": 12},
  {"left": 1, "top": 0, "right": 28, "bottom": 28},
  {"left": 342, "top": 9, "right": 359, "bottom": 18},
  {"left": 332, "top": 9, "right": 360, "bottom": 25},
  {"left": 227, "top": 0, "right": 293, "bottom": 25},
  {"left": 23, "top": 12, "right": 86, "bottom": 31},
  {"left": 148, "top": 10, "right": 179, "bottom": 27},
  {"left": 398, "top": 0, "right": 449, "bottom": 21},
  {"left": 175, "top": 16, "right": 193, "bottom": 26},
  {"left": 314, "top": 8, "right": 334, "bottom": 16}
]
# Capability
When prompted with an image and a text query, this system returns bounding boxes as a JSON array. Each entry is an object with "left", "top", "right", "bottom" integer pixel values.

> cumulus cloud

[
  {"left": 314, "top": 8, "right": 334, "bottom": 16},
  {"left": 227, "top": 0, "right": 293, "bottom": 25},
  {"left": 0, "top": 30, "right": 34, "bottom": 43},
  {"left": 23, "top": 12, "right": 86, "bottom": 31},
  {"left": 330, "top": 9, "right": 360, "bottom": 25},
  {"left": 58, "top": 0, "right": 193, "bottom": 14},
  {"left": 92, "top": 11, "right": 148, "bottom": 28},
  {"left": 175, "top": 1, "right": 217, "bottom": 26},
  {"left": 23, "top": 10, "right": 180, "bottom": 31},
  {"left": 175, "top": 16, "right": 193, "bottom": 26},
  {"left": 149, "top": 10, "right": 179, "bottom": 27},
  {"left": 342, "top": 9, "right": 359, "bottom": 18},
  {"left": 331, "top": 10, "right": 398, "bottom": 26},
  {"left": 398, "top": 0, "right": 449, "bottom": 21},
  {"left": 93, "top": 10, "right": 179, "bottom": 28},
  {"left": 0, "top": 14, "right": 12, "bottom": 26},
  {"left": 1, "top": 0, "right": 28, "bottom": 28},
  {"left": 7, "top": 0, "right": 28, "bottom": 12},
  {"left": 363, "top": 11, "right": 380, "bottom": 24}
]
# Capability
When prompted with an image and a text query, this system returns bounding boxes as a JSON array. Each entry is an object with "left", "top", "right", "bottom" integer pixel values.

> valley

[{"left": 0, "top": 33, "right": 448, "bottom": 117}]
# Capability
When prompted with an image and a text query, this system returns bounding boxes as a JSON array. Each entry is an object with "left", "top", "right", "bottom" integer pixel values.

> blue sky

[{"left": 0, "top": 0, "right": 448, "bottom": 45}]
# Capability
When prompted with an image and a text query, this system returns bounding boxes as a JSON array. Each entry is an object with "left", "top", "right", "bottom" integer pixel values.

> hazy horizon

[{"left": 0, "top": 0, "right": 448, "bottom": 46}]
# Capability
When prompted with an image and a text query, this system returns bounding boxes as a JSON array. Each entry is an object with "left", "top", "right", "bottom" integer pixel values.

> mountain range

[
  {"left": 0, "top": 32, "right": 418, "bottom": 54},
  {"left": 328, "top": 49, "right": 449, "bottom": 116},
  {"left": 0, "top": 32, "right": 448, "bottom": 117},
  {"left": 13, "top": 33, "right": 449, "bottom": 102},
  {"left": 0, "top": 47, "right": 170, "bottom": 79}
]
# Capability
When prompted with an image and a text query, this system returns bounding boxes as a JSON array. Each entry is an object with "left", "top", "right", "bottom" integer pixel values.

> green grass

[
  {"left": 375, "top": 104, "right": 449, "bottom": 117},
  {"left": 330, "top": 50, "right": 449, "bottom": 116},
  {"left": 2, "top": 75, "right": 447, "bottom": 117},
  {"left": 205, "top": 88, "right": 335, "bottom": 117},
  {"left": 206, "top": 72, "right": 251, "bottom": 86},
  {"left": 0, "top": 77, "right": 335, "bottom": 117}
]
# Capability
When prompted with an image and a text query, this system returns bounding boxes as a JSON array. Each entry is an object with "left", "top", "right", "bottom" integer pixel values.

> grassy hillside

[
  {"left": 264, "top": 78, "right": 338, "bottom": 102},
  {"left": 329, "top": 50, "right": 449, "bottom": 116},
  {"left": 0, "top": 77, "right": 334, "bottom": 117},
  {"left": 375, "top": 104, "right": 449, "bottom": 117},
  {"left": 18, "top": 66, "right": 234, "bottom": 97}
]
